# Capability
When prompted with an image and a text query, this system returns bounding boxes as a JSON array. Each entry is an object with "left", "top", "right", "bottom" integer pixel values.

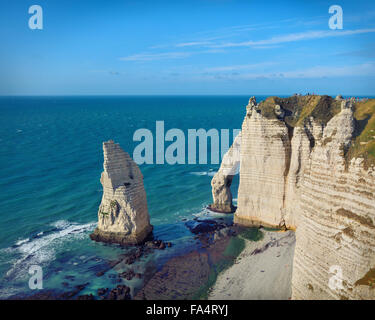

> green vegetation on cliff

[
  {"left": 258, "top": 95, "right": 341, "bottom": 127},
  {"left": 348, "top": 99, "right": 375, "bottom": 168},
  {"left": 257, "top": 95, "right": 375, "bottom": 168}
]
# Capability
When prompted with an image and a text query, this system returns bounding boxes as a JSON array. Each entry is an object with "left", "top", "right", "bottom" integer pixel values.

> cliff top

[
  {"left": 349, "top": 99, "right": 375, "bottom": 168},
  {"left": 257, "top": 95, "right": 342, "bottom": 127},
  {"left": 256, "top": 95, "right": 375, "bottom": 168}
]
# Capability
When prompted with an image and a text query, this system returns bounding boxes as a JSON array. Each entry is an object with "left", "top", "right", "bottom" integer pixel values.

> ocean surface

[{"left": 0, "top": 95, "right": 262, "bottom": 298}]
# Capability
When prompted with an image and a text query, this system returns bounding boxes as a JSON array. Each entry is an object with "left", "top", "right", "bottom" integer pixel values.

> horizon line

[{"left": 0, "top": 93, "right": 373, "bottom": 98}]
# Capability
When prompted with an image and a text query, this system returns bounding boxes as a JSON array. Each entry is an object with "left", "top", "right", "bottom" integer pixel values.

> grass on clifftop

[
  {"left": 258, "top": 95, "right": 342, "bottom": 127},
  {"left": 347, "top": 99, "right": 375, "bottom": 169},
  {"left": 258, "top": 95, "right": 375, "bottom": 168}
]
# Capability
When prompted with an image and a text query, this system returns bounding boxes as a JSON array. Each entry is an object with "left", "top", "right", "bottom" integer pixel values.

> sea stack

[{"left": 90, "top": 140, "right": 153, "bottom": 245}]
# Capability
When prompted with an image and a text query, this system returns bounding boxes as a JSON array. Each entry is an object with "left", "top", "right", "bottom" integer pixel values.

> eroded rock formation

[
  {"left": 219, "top": 95, "right": 375, "bottom": 299},
  {"left": 234, "top": 97, "right": 294, "bottom": 228},
  {"left": 209, "top": 132, "right": 241, "bottom": 213},
  {"left": 90, "top": 140, "right": 152, "bottom": 245}
]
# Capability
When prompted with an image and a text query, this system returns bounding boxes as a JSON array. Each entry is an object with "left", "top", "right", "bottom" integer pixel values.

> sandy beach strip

[{"left": 208, "top": 229, "right": 296, "bottom": 300}]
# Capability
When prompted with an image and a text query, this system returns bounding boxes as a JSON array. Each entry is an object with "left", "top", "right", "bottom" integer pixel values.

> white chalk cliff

[
  {"left": 90, "top": 140, "right": 152, "bottom": 245},
  {"left": 292, "top": 101, "right": 375, "bottom": 300},
  {"left": 215, "top": 96, "right": 375, "bottom": 299},
  {"left": 210, "top": 132, "right": 241, "bottom": 213},
  {"left": 234, "top": 97, "right": 294, "bottom": 228}
]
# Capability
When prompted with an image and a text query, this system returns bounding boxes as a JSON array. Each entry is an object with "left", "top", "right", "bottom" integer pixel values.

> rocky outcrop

[
  {"left": 233, "top": 96, "right": 345, "bottom": 229},
  {"left": 234, "top": 97, "right": 299, "bottom": 229},
  {"left": 209, "top": 132, "right": 241, "bottom": 213},
  {"left": 335, "top": 94, "right": 343, "bottom": 100},
  {"left": 90, "top": 140, "right": 152, "bottom": 245},
  {"left": 284, "top": 118, "right": 323, "bottom": 229},
  {"left": 219, "top": 95, "right": 375, "bottom": 299},
  {"left": 234, "top": 98, "right": 289, "bottom": 228}
]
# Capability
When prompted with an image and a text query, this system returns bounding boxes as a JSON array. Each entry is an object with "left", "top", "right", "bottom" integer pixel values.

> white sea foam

[
  {"left": 190, "top": 170, "right": 217, "bottom": 177},
  {"left": 4, "top": 220, "right": 96, "bottom": 280},
  {"left": 15, "top": 238, "right": 30, "bottom": 246},
  {"left": 193, "top": 206, "right": 228, "bottom": 219}
]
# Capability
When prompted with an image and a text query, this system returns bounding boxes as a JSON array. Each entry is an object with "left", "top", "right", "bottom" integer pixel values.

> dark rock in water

[
  {"left": 59, "top": 283, "right": 89, "bottom": 300},
  {"left": 119, "top": 269, "right": 136, "bottom": 280},
  {"left": 144, "top": 239, "right": 170, "bottom": 250},
  {"left": 109, "top": 259, "right": 122, "bottom": 268},
  {"left": 158, "top": 241, "right": 166, "bottom": 250},
  {"left": 97, "top": 288, "right": 109, "bottom": 297},
  {"left": 135, "top": 273, "right": 142, "bottom": 279},
  {"left": 134, "top": 220, "right": 240, "bottom": 300},
  {"left": 10, "top": 290, "right": 57, "bottom": 300},
  {"left": 76, "top": 294, "right": 94, "bottom": 300},
  {"left": 13, "top": 282, "right": 90, "bottom": 300},
  {"left": 75, "top": 283, "right": 89, "bottom": 291},
  {"left": 185, "top": 219, "right": 225, "bottom": 234},
  {"left": 207, "top": 204, "right": 237, "bottom": 214},
  {"left": 107, "top": 285, "right": 131, "bottom": 300},
  {"left": 122, "top": 247, "right": 143, "bottom": 265},
  {"left": 213, "top": 227, "right": 236, "bottom": 241},
  {"left": 95, "top": 265, "right": 113, "bottom": 277},
  {"left": 134, "top": 250, "right": 211, "bottom": 300}
]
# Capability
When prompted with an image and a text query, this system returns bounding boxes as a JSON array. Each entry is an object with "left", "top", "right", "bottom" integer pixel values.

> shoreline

[
  {"left": 208, "top": 229, "right": 296, "bottom": 300},
  {"left": 4, "top": 214, "right": 296, "bottom": 300}
]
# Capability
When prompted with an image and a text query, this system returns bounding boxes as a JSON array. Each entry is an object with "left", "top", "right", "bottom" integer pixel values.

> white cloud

[
  {"left": 202, "top": 63, "right": 375, "bottom": 80},
  {"left": 175, "top": 41, "right": 213, "bottom": 47},
  {"left": 119, "top": 52, "right": 193, "bottom": 61},
  {"left": 204, "top": 62, "right": 276, "bottom": 72},
  {"left": 211, "top": 28, "right": 375, "bottom": 48}
]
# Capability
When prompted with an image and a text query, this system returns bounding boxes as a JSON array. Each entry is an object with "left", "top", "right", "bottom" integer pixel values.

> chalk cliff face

[
  {"left": 234, "top": 97, "right": 294, "bottom": 228},
  {"left": 90, "top": 140, "right": 152, "bottom": 245},
  {"left": 292, "top": 102, "right": 375, "bottom": 300},
  {"left": 217, "top": 95, "right": 375, "bottom": 299}
]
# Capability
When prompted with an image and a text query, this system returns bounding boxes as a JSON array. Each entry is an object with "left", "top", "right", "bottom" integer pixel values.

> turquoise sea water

[{"left": 0, "top": 96, "right": 258, "bottom": 298}]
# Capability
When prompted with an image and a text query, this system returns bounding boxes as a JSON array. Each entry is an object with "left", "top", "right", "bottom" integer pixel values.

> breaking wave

[{"left": 3, "top": 220, "right": 96, "bottom": 281}]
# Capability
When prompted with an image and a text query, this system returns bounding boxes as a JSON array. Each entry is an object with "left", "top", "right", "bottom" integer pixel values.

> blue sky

[{"left": 1, "top": 0, "right": 375, "bottom": 95}]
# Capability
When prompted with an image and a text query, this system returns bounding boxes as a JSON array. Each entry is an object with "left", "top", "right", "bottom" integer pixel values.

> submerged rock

[
  {"left": 90, "top": 140, "right": 153, "bottom": 245},
  {"left": 76, "top": 294, "right": 94, "bottom": 300},
  {"left": 119, "top": 269, "right": 136, "bottom": 280},
  {"left": 185, "top": 218, "right": 232, "bottom": 235},
  {"left": 186, "top": 219, "right": 220, "bottom": 234},
  {"left": 107, "top": 285, "right": 131, "bottom": 300}
]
